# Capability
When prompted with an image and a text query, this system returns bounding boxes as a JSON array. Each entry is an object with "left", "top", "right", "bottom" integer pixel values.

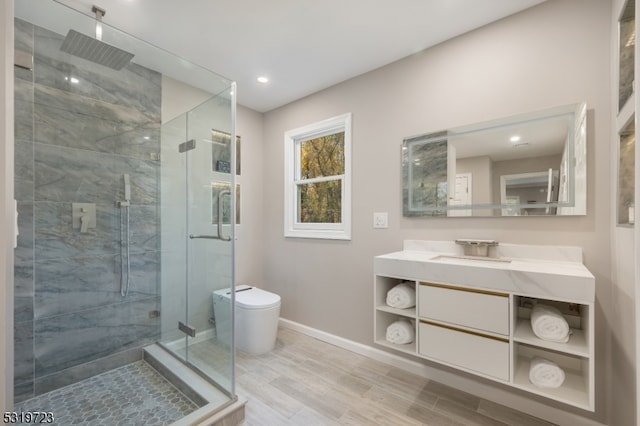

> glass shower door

[{"left": 160, "top": 89, "right": 236, "bottom": 397}]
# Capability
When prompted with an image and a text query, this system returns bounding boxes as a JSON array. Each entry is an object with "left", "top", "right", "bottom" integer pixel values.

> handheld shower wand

[
  {"left": 119, "top": 174, "right": 131, "bottom": 297},
  {"left": 123, "top": 173, "right": 131, "bottom": 204}
]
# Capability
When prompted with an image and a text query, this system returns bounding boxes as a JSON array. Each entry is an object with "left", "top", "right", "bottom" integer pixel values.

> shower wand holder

[{"left": 116, "top": 200, "right": 130, "bottom": 207}]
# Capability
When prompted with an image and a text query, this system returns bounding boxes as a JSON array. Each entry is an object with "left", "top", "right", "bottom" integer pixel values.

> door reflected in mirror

[{"left": 402, "top": 102, "right": 587, "bottom": 217}]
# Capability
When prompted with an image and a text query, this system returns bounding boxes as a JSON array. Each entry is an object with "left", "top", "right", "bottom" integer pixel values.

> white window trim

[{"left": 284, "top": 113, "right": 352, "bottom": 240}]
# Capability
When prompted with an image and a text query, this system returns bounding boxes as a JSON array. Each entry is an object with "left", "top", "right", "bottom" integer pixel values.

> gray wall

[
  {"left": 234, "top": 105, "right": 265, "bottom": 288},
  {"left": 255, "top": 1, "right": 613, "bottom": 424},
  {"left": 14, "top": 19, "right": 161, "bottom": 402}
]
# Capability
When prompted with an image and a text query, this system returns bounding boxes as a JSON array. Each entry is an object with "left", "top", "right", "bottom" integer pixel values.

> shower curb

[{"left": 143, "top": 344, "right": 246, "bottom": 426}]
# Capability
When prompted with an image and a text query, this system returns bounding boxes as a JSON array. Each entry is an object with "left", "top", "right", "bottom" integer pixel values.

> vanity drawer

[
  {"left": 419, "top": 283, "right": 509, "bottom": 335},
  {"left": 419, "top": 321, "right": 509, "bottom": 381}
]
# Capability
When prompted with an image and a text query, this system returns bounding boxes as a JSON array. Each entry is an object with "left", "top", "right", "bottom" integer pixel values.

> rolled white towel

[
  {"left": 386, "top": 320, "right": 415, "bottom": 345},
  {"left": 530, "top": 303, "right": 570, "bottom": 343},
  {"left": 529, "top": 357, "right": 566, "bottom": 388},
  {"left": 386, "top": 283, "right": 416, "bottom": 309}
]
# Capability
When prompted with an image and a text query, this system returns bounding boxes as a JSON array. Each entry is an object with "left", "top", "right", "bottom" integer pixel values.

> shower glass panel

[
  {"left": 13, "top": 0, "right": 236, "bottom": 410},
  {"left": 159, "top": 94, "right": 236, "bottom": 395}
]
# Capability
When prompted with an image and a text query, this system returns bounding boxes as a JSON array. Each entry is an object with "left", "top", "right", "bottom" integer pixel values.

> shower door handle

[
  {"left": 188, "top": 190, "right": 232, "bottom": 241},
  {"left": 216, "top": 190, "right": 231, "bottom": 241}
]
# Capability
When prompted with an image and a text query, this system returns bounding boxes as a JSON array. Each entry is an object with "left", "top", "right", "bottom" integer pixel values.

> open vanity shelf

[{"left": 374, "top": 240, "right": 595, "bottom": 411}]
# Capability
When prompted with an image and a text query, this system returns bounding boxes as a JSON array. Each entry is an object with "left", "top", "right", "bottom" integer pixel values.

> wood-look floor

[{"left": 236, "top": 327, "right": 556, "bottom": 426}]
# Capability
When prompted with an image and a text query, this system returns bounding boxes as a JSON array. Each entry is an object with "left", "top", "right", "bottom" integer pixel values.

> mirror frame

[{"left": 402, "top": 102, "right": 587, "bottom": 217}]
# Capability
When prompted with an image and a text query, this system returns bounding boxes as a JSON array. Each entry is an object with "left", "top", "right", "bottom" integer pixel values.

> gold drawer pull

[
  {"left": 420, "top": 320, "right": 509, "bottom": 343},
  {"left": 420, "top": 282, "right": 508, "bottom": 298}
]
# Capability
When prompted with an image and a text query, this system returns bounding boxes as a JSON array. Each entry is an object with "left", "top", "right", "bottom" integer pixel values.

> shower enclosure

[
  {"left": 159, "top": 93, "right": 237, "bottom": 393},
  {"left": 13, "top": 0, "right": 238, "bottom": 422}
]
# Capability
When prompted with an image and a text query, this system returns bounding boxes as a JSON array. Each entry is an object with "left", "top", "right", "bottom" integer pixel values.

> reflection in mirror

[
  {"left": 402, "top": 102, "right": 587, "bottom": 217},
  {"left": 501, "top": 170, "right": 558, "bottom": 216},
  {"left": 619, "top": 0, "right": 635, "bottom": 112}
]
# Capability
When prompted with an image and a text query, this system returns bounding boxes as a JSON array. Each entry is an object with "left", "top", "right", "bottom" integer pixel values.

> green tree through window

[{"left": 298, "top": 133, "right": 344, "bottom": 223}]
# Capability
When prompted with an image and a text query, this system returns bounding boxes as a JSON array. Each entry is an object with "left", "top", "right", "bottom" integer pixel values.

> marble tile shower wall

[{"left": 14, "top": 19, "right": 162, "bottom": 402}]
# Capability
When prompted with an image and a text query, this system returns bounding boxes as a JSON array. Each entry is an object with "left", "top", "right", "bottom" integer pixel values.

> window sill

[{"left": 284, "top": 228, "right": 351, "bottom": 240}]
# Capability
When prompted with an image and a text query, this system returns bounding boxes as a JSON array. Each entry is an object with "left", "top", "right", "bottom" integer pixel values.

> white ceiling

[{"left": 28, "top": 0, "right": 545, "bottom": 112}]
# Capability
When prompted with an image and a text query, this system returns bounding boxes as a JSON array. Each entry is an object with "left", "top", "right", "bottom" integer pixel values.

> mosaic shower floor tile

[{"left": 14, "top": 361, "right": 198, "bottom": 425}]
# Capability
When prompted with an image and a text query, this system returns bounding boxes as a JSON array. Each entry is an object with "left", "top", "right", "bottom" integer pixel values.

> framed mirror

[{"left": 402, "top": 102, "right": 587, "bottom": 217}]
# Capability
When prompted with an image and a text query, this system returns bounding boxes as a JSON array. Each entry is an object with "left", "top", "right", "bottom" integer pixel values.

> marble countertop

[{"left": 374, "top": 241, "right": 595, "bottom": 303}]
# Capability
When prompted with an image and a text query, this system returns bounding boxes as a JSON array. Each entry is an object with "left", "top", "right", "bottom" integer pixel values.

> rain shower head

[
  {"left": 60, "top": 29, "right": 134, "bottom": 71},
  {"left": 60, "top": 5, "right": 133, "bottom": 70}
]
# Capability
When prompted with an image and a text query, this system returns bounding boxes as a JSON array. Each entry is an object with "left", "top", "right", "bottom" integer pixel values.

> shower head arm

[
  {"left": 91, "top": 5, "right": 106, "bottom": 40},
  {"left": 92, "top": 5, "right": 106, "bottom": 20}
]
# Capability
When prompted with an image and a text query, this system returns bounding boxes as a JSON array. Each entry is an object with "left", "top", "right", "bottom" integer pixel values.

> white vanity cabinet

[{"left": 374, "top": 240, "right": 596, "bottom": 411}]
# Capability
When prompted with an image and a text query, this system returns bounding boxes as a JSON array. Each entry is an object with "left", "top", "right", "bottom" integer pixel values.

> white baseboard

[
  {"left": 278, "top": 318, "right": 432, "bottom": 376},
  {"left": 278, "top": 318, "right": 607, "bottom": 426}
]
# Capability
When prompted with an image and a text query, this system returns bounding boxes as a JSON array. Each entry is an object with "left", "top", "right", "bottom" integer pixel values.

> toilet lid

[{"left": 233, "top": 285, "right": 281, "bottom": 310}]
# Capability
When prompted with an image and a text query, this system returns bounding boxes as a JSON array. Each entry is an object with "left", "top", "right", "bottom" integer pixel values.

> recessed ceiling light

[
  {"left": 257, "top": 76, "right": 269, "bottom": 84},
  {"left": 510, "top": 135, "right": 521, "bottom": 143}
]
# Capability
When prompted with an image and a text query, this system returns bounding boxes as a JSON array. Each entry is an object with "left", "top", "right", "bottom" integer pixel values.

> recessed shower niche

[{"left": 618, "top": 118, "right": 635, "bottom": 226}]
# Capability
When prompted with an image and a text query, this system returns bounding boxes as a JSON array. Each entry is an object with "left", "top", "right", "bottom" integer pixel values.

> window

[{"left": 284, "top": 113, "right": 352, "bottom": 239}]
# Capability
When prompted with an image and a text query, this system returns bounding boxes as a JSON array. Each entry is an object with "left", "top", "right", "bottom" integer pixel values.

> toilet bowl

[{"left": 212, "top": 285, "right": 281, "bottom": 355}]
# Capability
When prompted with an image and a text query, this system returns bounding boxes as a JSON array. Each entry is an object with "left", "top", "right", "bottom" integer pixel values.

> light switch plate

[{"left": 373, "top": 212, "right": 388, "bottom": 229}]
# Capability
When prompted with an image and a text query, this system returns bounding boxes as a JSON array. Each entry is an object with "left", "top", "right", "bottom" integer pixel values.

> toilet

[{"left": 212, "top": 285, "right": 281, "bottom": 354}]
